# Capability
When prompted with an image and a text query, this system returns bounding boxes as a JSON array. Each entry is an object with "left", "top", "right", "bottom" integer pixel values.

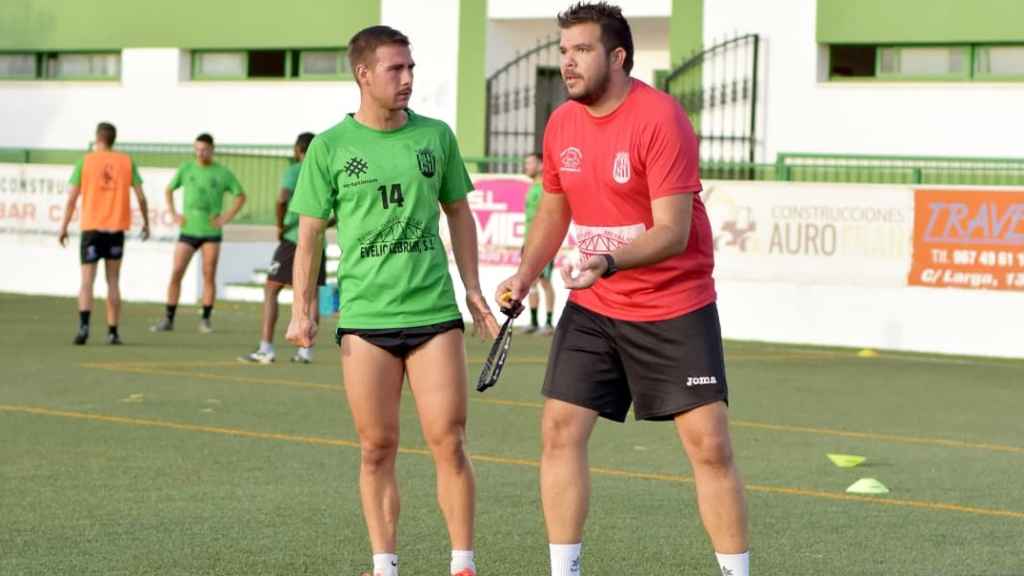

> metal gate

[
  {"left": 662, "top": 34, "right": 760, "bottom": 178},
  {"left": 485, "top": 38, "right": 565, "bottom": 173}
]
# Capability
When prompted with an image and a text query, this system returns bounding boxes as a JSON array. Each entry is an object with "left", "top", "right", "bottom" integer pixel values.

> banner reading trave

[{"left": 908, "top": 189, "right": 1024, "bottom": 291}]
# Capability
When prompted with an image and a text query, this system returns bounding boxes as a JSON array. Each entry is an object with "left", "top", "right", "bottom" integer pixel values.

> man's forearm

[
  {"left": 165, "top": 188, "right": 177, "bottom": 217},
  {"left": 293, "top": 216, "right": 325, "bottom": 318},
  {"left": 60, "top": 188, "right": 81, "bottom": 230},
  {"left": 222, "top": 195, "right": 247, "bottom": 223},
  {"left": 136, "top": 187, "right": 150, "bottom": 228},
  {"left": 520, "top": 200, "right": 570, "bottom": 282},
  {"left": 275, "top": 202, "right": 287, "bottom": 231},
  {"left": 447, "top": 204, "right": 483, "bottom": 292},
  {"left": 609, "top": 223, "right": 690, "bottom": 271}
]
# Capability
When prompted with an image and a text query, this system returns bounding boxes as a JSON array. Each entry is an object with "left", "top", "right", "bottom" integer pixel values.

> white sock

[
  {"left": 372, "top": 553, "right": 399, "bottom": 576},
  {"left": 715, "top": 551, "right": 749, "bottom": 576},
  {"left": 450, "top": 549, "right": 475, "bottom": 574},
  {"left": 298, "top": 346, "right": 313, "bottom": 360},
  {"left": 549, "top": 543, "right": 581, "bottom": 576},
  {"left": 258, "top": 340, "right": 274, "bottom": 354}
]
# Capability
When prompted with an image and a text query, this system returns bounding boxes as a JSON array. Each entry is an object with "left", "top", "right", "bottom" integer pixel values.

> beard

[{"left": 565, "top": 64, "right": 611, "bottom": 106}]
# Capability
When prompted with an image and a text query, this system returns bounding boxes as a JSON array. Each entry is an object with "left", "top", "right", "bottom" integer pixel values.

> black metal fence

[
  {"left": 663, "top": 33, "right": 761, "bottom": 177},
  {"left": 485, "top": 37, "right": 564, "bottom": 173}
]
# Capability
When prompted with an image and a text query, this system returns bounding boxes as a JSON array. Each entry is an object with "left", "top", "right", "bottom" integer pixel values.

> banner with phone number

[{"left": 908, "top": 188, "right": 1024, "bottom": 291}]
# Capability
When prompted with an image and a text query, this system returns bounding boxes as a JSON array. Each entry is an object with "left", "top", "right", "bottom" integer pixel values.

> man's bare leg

[
  {"left": 406, "top": 329, "right": 475, "bottom": 550},
  {"left": 341, "top": 335, "right": 406, "bottom": 554},
  {"left": 541, "top": 398, "right": 598, "bottom": 575},
  {"left": 104, "top": 258, "right": 123, "bottom": 328},
  {"left": 675, "top": 401, "right": 749, "bottom": 574}
]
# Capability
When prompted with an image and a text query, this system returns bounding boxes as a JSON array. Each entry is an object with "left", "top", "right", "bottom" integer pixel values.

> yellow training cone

[
  {"left": 857, "top": 349, "right": 879, "bottom": 358},
  {"left": 827, "top": 453, "right": 866, "bottom": 468},
  {"left": 846, "top": 478, "right": 889, "bottom": 495}
]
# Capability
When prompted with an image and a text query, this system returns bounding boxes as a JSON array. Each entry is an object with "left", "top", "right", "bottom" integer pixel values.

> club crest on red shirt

[
  {"left": 612, "top": 151, "right": 631, "bottom": 184},
  {"left": 560, "top": 147, "right": 583, "bottom": 173}
]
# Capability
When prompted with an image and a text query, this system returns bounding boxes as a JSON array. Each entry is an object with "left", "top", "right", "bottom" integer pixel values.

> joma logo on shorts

[{"left": 686, "top": 376, "right": 718, "bottom": 387}]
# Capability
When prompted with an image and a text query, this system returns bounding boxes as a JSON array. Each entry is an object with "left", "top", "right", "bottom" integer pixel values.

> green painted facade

[
  {"left": 818, "top": 0, "right": 1024, "bottom": 44},
  {"left": 456, "top": 0, "right": 487, "bottom": 158},
  {"left": 0, "top": 0, "right": 379, "bottom": 50},
  {"left": 669, "top": 0, "right": 703, "bottom": 65}
]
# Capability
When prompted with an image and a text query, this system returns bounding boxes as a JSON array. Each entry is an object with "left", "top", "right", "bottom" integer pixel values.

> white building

[{"left": 2, "top": 0, "right": 1022, "bottom": 160}]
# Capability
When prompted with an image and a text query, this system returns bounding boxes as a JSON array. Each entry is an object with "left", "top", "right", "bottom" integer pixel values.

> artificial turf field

[{"left": 1, "top": 292, "right": 1022, "bottom": 576}]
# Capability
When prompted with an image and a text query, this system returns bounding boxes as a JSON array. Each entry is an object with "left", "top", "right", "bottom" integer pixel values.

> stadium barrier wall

[
  {"left": 0, "top": 163, "right": 274, "bottom": 304},
  {"left": 453, "top": 177, "right": 1024, "bottom": 359},
  {"left": 3, "top": 164, "right": 1022, "bottom": 358}
]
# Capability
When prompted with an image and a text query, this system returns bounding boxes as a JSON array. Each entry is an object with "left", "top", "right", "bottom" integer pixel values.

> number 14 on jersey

[{"left": 378, "top": 184, "right": 405, "bottom": 209}]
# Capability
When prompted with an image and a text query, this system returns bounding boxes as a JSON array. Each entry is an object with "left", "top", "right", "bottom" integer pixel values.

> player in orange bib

[{"left": 59, "top": 122, "right": 150, "bottom": 345}]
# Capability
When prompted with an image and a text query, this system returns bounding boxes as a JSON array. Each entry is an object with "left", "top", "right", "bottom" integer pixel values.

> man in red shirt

[{"left": 497, "top": 4, "right": 749, "bottom": 575}]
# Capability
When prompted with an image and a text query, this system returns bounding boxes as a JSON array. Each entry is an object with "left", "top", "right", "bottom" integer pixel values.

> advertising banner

[
  {"left": 702, "top": 181, "right": 915, "bottom": 286},
  {"left": 0, "top": 163, "right": 178, "bottom": 241},
  {"left": 460, "top": 175, "right": 575, "bottom": 268},
  {"left": 908, "top": 189, "right": 1024, "bottom": 291}
]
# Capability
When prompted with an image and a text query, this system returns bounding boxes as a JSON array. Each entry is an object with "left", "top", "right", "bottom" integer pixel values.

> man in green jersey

[
  {"left": 151, "top": 133, "right": 246, "bottom": 333},
  {"left": 240, "top": 132, "right": 327, "bottom": 364},
  {"left": 521, "top": 152, "right": 556, "bottom": 335},
  {"left": 286, "top": 25, "right": 499, "bottom": 576}
]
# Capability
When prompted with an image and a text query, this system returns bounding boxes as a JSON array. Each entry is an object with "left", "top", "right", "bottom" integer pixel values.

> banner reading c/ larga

[{"left": 908, "top": 188, "right": 1024, "bottom": 291}]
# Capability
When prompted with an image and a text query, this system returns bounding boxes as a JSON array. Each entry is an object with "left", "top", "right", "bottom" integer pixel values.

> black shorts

[
  {"left": 80, "top": 231, "right": 125, "bottom": 264},
  {"left": 267, "top": 240, "right": 327, "bottom": 286},
  {"left": 542, "top": 301, "right": 728, "bottom": 422},
  {"left": 336, "top": 319, "right": 465, "bottom": 358},
  {"left": 179, "top": 234, "right": 222, "bottom": 250}
]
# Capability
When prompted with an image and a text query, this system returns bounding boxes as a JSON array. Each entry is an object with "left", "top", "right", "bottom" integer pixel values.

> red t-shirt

[{"left": 543, "top": 80, "right": 716, "bottom": 322}]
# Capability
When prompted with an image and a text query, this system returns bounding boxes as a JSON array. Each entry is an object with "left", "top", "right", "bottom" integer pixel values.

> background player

[
  {"left": 285, "top": 25, "right": 499, "bottom": 576},
  {"left": 151, "top": 133, "right": 246, "bottom": 333},
  {"left": 58, "top": 122, "right": 150, "bottom": 345},
  {"left": 240, "top": 131, "right": 328, "bottom": 364},
  {"left": 496, "top": 3, "right": 750, "bottom": 576},
  {"left": 521, "top": 152, "right": 556, "bottom": 335}
]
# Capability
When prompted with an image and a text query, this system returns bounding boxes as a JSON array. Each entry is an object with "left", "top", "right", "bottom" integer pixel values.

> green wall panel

[
  {"left": 818, "top": 0, "right": 1024, "bottom": 44},
  {"left": 0, "top": 0, "right": 380, "bottom": 50},
  {"left": 670, "top": 0, "right": 703, "bottom": 65},
  {"left": 456, "top": 0, "right": 486, "bottom": 158}
]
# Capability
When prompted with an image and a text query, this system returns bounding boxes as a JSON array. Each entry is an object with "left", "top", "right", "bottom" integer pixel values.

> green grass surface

[{"left": 1, "top": 292, "right": 1022, "bottom": 575}]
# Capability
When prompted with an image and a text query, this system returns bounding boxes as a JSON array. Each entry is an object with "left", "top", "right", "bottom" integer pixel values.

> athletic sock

[
  {"left": 716, "top": 551, "right": 749, "bottom": 576},
  {"left": 545, "top": 312, "right": 553, "bottom": 326},
  {"left": 297, "top": 346, "right": 313, "bottom": 360},
  {"left": 202, "top": 305, "right": 213, "bottom": 320},
  {"left": 372, "top": 553, "right": 399, "bottom": 576},
  {"left": 166, "top": 305, "right": 177, "bottom": 322},
  {"left": 79, "top": 310, "right": 91, "bottom": 329},
  {"left": 108, "top": 325, "right": 119, "bottom": 337},
  {"left": 530, "top": 308, "right": 539, "bottom": 326},
  {"left": 258, "top": 340, "right": 274, "bottom": 354},
  {"left": 549, "top": 543, "right": 581, "bottom": 576},
  {"left": 450, "top": 550, "right": 475, "bottom": 575}
]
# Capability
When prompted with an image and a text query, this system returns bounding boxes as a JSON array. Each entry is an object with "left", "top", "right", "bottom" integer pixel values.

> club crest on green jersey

[{"left": 416, "top": 148, "right": 436, "bottom": 178}]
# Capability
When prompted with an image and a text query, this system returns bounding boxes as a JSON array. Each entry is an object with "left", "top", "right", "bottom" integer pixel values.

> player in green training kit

[
  {"left": 286, "top": 26, "right": 499, "bottom": 576},
  {"left": 522, "top": 152, "right": 556, "bottom": 335},
  {"left": 151, "top": 133, "right": 246, "bottom": 333},
  {"left": 240, "top": 132, "right": 328, "bottom": 364}
]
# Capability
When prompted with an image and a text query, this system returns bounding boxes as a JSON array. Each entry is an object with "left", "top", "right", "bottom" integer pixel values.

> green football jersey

[
  {"left": 280, "top": 162, "right": 302, "bottom": 244},
  {"left": 290, "top": 111, "right": 473, "bottom": 329},
  {"left": 524, "top": 181, "right": 543, "bottom": 236},
  {"left": 168, "top": 160, "right": 244, "bottom": 238}
]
